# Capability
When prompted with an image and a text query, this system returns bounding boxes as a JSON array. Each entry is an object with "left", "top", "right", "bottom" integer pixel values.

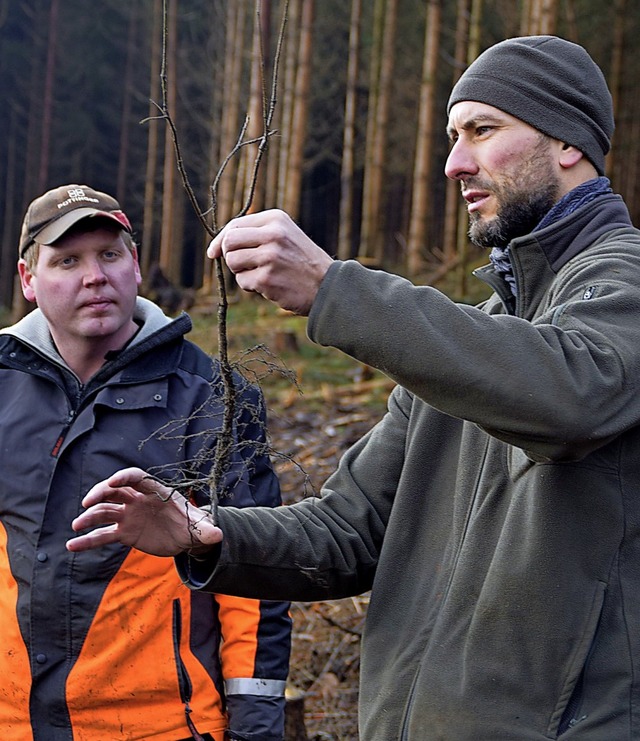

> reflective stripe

[{"left": 224, "top": 678, "right": 287, "bottom": 696}]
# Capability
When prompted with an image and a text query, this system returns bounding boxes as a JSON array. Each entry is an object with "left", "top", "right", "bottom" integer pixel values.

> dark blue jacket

[{"left": 0, "top": 297, "right": 291, "bottom": 741}]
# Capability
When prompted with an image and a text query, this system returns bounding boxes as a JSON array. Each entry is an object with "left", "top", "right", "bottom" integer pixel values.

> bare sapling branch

[{"left": 151, "top": 0, "right": 290, "bottom": 523}]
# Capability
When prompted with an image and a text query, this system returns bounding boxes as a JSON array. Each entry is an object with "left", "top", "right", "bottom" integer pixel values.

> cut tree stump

[{"left": 284, "top": 685, "right": 309, "bottom": 741}]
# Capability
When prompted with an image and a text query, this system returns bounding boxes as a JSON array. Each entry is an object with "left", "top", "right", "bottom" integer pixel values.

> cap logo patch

[{"left": 57, "top": 188, "right": 100, "bottom": 210}]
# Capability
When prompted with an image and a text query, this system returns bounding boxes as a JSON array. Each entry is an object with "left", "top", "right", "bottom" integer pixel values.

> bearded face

[{"left": 466, "top": 134, "right": 561, "bottom": 249}]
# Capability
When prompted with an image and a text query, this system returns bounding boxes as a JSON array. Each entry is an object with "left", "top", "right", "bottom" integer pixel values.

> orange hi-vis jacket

[{"left": 0, "top": 299, "right": 291, "bottom": 741}]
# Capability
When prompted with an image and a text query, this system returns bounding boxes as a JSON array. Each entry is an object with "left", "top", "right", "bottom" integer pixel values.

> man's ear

[
  {"left": 131, "top": 245, "right": 143, "bottom": 287},
  {"left": 17, "top": 260, "right": 37, "bottom": 303},
  {"left": 558, "top": 142, "right": 584, "bottom": 169}
]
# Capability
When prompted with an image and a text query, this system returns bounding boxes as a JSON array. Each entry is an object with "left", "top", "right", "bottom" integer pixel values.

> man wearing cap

[
  {"left": 0, "top": 185, "right": 291, "bottom": 740},
  {"left": 68, "top": 37, "right": 640, "bottom": 739}
]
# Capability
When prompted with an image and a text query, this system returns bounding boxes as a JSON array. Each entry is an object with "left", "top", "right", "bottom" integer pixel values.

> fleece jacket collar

[{"left": 474, "top": 194, "right": 634, "bottom": 317}]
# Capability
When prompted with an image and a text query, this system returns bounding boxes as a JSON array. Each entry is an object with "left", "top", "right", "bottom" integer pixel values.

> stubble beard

[{"left": 467, "top": 138, "right": 561, "bottom": 250}]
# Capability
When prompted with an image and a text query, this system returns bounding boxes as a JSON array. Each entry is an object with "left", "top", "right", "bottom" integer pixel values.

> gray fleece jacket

[{"left": 180, "top": 194, "right": 640, "bottom": 740}]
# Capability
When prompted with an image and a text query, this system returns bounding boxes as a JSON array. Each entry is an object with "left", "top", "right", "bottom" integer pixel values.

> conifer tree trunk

[
  {"left": 607, "top": 0, "right": 626, "bottom": 182},
  {"left": 37, "top": 0, "right": 59, "bottom": 192},
  {"left": 12, "top": 0, "right": 50, "bottom": 320},
  {"left": 337, "top": 0, "right": 362, "bottom": 261},
  {"left": 276, "top": 0, "right": 301, "bottom": 209},
  {"left": 22, "top": 0, "right": 48, "bottom": 207},
  {"left": 442, "top": 0, "right": 470, "bottom": 269},
  {"left": 359, "top": 0, "right": 398, "bottom": 263},
  {"left": 264, "top": 0, "right": 283, "bottom": 209},
  {"left": 117, "top": 1, "right": 138, "bottom": 206},
  {"left": 243, "top": 0, "right": 271, "bottom": 214},
  {"left": 457, "top": 0, "right": 482, "bottom": 299},
  {"left": 200, "top": 3, "right": 228, "bottom": 293},
  {"left": 563, "top": 0, "right": 578, "bottom": 41},
  {"left": 406, "top": 0, "right": 442, "bottom": 277},
  {"left": 159, "top": 0, "right": 181, "bottom": 282},
  {"left": 522, "top": 0, "right": 557, "bottom": 34},
  {"left": 216, "top": 0, "right": 247, "bottom": 229},
  {"left": 282, "top": 0, "right": 314, "bottom": 220},
  {"left": 142, "top": 0, "right": 163, "bottom": 277},
  {"left": 1, "top": 109, "right": 16, "bottom": 310},
  {"left": 358, "top": 0, "right": 384, "bottom": 261},
  {"left": 539, "top": 0, "right": 558, "bottom": 34}
]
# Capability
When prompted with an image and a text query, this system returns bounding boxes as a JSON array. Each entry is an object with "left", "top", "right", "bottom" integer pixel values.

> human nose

[
  {"left": 83, "top": 260, "right": 108, "bottom": 285},
  {"left": 444, "top": 138, "right": 478, "bottom": 181}
]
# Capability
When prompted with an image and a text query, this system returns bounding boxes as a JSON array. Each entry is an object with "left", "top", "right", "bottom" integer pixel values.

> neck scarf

[{"left": 488, "top": 176, "right": 613, "bottom": 296}]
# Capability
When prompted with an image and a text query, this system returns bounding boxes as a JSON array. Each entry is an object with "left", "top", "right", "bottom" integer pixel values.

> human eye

[
  {"left": 475, "top": 124, "right": 494, "bottom": 137},
  {"left": 57, "top": 255, "right": 78, "bottom": 268}
]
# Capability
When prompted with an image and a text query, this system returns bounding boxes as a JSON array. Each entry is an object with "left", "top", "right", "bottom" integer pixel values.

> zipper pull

[{"left": 51, "top": 411, "right": 75, "bottom": 457}]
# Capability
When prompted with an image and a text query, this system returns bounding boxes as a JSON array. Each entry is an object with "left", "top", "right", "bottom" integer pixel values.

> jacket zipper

[
  {"left": 50, "top": 410, "right": 75, "bottom": 457},
  {"left": 172, "top": 599, "right": 206, "bottom": 741}
]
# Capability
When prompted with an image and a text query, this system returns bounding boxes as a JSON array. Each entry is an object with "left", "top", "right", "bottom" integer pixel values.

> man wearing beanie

[
  {"left": 70, "top": 37, "right": 640, "bottom": 740},
  {"left": 0, "top": 185, "right": 291, "bottom": 740}
]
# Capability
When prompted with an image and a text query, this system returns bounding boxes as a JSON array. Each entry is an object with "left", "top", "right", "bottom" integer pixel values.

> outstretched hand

[
  {"left": 208, "top": 209, "right": 334, "bottom": 316},
  {"left": 66, "top": 467, "right": 222, "bottom": 557}
]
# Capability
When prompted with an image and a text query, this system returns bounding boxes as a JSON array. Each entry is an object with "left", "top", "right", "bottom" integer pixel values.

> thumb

[{"left": 207, "top": 235, "right": 223, "bottom": 260}]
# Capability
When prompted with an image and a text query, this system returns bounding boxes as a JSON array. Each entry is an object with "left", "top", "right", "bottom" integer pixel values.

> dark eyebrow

[{"left": 446, "top": 113, "right": 506, "bottom": 140}]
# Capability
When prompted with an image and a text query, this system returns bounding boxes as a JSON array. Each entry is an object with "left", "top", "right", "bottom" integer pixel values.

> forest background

[
  {"left": 0, "top": 0, "right": 637, "bottom": 317},
  {"left": 0, "top": 1, "right": 638, "bottom": 738}
]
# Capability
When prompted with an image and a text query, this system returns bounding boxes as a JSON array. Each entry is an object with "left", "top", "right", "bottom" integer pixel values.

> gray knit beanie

[{"left": 447, "top": 35, "right": 614, "bottom": 175}]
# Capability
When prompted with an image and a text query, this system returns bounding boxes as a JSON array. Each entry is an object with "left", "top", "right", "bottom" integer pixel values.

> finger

[
  {"left": 81, "top": 483, "right": 137, "bottom": 508},
  {"left": 81, "top": 469, "right": 169, "bottom": 508},
  {"left": 212, "top": 209, "right": 294, "bottom": 258},
  {"left": 207, "top": 236, "right": 222, "bottom": 259},
  {"left": 207, "top": 211, "right": 273, "bottom": 259},
  {"left": 71, "top": 502, "right": 125, "bottom": 532},
  {"left": 106, "top": 467, "right": 152, "bottom": 489},
  {"left": 66, "top": 523, "right": 120, "bottom": 552}
]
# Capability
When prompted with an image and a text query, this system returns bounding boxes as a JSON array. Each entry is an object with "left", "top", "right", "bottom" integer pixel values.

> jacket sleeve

[
  {"left": 217, "top": 594, "right": 290, "bottom": 741},
  {"left": 177, "top": 383, "right": 413, "bottom": 603},
  {"left": 307, "top": 253, "right": 640, "bottom": 461},
  {"left": 216, "top": 378, "right": 291, "bottom": 741}
]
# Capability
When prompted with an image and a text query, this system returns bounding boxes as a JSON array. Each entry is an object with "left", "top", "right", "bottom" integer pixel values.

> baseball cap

[{"left": 19, "top": 184, "right": 132, "bottom": 258}]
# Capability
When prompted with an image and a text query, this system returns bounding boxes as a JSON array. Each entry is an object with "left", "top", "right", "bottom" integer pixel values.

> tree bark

[
  {"left": 337, "top": 0, "right": 362, "bottom": 261},
  {"left": 0, "top": 108, "right": 17, "bottom": 310},
  {"left": 406, "top": 0, "right": 442, "bottom": 276},
  {"left": 607, "top": 0, "right": 626, "bottom": 182},
  {"left": 359, "top": 0, "right": 398, "bottom": 263},
  {"left": 243, "top": 0, "right": 271, "bottom": 214},
  {"left": 457, "top": 0, "right": 482, "bottom": 299},
  {"left": 216, "top": 0, "right": 247, "bottom": 230},
  {"left": 159, "top": 0, "right": 180, "bottom": 282},
  {"left": 275, "top": 0, "right": 300, "bottom": 209},
  {"left": 21, "top": 0, "right": 48, "bottom": 207},
  {"left": 37, "top": 0, "right": 59, "bottom": 192},
  {"left": 442, "top": 0, "right": 470, "bottom": 268},
  {"left": 141, "top": 0, "right": 163, "bottom": 277},
  {"left": 116, "top": 1, "right": 138, "bottom": 207},
  {"left": 282, "top": 0, "right": 314, "bottom": 219}
]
